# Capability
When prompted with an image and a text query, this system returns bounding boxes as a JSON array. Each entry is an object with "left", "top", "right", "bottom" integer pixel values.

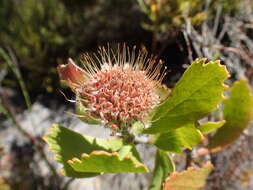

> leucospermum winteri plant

[
  {"left": 45, "top": 44, "right": 250, "bottom": 190},
  {"left": 58, "top": 45, "right": 167, "bottom": 139}
]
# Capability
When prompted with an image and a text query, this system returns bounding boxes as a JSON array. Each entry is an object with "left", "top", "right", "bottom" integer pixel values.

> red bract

[{"left": 57, "top": 58, "right": 87, "bottom": 88}]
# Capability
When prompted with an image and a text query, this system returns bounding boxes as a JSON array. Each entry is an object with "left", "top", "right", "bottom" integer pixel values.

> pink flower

[{"left": 58, "top": 45, "right": 167, "bottom": 131}]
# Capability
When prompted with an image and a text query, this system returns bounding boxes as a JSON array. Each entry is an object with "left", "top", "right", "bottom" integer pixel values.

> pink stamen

[{"left": 58, "top": 45, "right": 167, "bottom": 129}]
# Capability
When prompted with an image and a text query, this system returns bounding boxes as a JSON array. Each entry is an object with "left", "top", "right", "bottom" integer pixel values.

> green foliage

[
  {"left": 148, "top": 150, "right": 175, "bottom": 190},
  {"left": 0, "top": 0, "right": 143, "bottom": 95},
  {"left": 0, "top": 48, "right": 31, "bottom": 109},
  {"left": 137, "top": 0, "right": 208, "bottom": 34},
  {"left": 208, "top": 79, "right": 253, "bottom": 152},
  {"left": 44, "top": 123, "right": 148, "bottom": 177},
  {"left": 68, "top": 147, "right": 148, "bottom": 173},
  {"left": 163, "top": 163, "right": 213, "bottom": 190},
  {"left": 136, "top": 0, "right": 249, "bottom": 45},
  {"left": 151, "top": 123, "right": 203, "bottom": 153},
  {"left": 43, "top": 57, "right": 251, "bottom": 190},
  {"left": 144, "top": 59, "right": 229, "bottom": 134},
  {"left": 42, "top": 55, "right": 253, "bottom": 188},
  {"left": 0, "top": 0, "right": 67, "bottom": 93},
  {"left": 198, "top": 120, "right": 225, "bottom": 134},
  {"left": 44, "top": 123, "right": 122, "bottom": 177},
  {"left": 42, "top": 54, "right": 253, "bottom": 189},
  {"left": 132, "top": 121, "right": 146, "bottom": 134},
  {"left": 2, "top": 0, "right": 252, "bottom": 188},
  {"left": 44, "top": 125, "right": 96, "bottom": 178},
  {"left": 175, "top": 124, "right": 203, "bottom": 149},
  {"left": 219, "top": 0, "right": 245, "bottom": 13},
  {"left": 75, "top": 100, "right": 101, "bottom": 125}
]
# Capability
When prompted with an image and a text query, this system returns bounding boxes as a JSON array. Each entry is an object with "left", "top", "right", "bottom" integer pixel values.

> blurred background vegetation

[
  {"left": 0, "top": 0, "right": 149, "bottom": 102},
  {"left": 1, "top": 0, "right": 252, "bottom": 102}
]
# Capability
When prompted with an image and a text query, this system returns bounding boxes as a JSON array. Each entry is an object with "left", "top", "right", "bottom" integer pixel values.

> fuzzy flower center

[
  {"left": 58, "top": 45, "right": 167, "bottom": 132},
  {"left": 80, "top": 65, "right": 159, "bottom": 124}
]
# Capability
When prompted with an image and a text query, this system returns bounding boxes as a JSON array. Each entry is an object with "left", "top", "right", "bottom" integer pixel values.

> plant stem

[
  {"left": 0, "top": 47, "right": 31, "bottom": 109},
  {"left": 185, "top": 149, "right": 192, "bottom": 169}
]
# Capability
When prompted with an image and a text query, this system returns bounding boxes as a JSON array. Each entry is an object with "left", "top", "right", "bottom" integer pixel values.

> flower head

[{"left": 58, "top": 45, "right": 167, "bottom": 131}]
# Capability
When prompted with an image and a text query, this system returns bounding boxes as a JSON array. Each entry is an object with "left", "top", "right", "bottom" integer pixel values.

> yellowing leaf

[
  {"left": 68, "top": 148, "right": 149, "bottom": 173},
  {"left": 163, "top": 163, "right": 213, "bottom": 190},
  {"left": 208, "top": 79, "right": 253, "bottom": 152},
  {"left": 145, "top": 59, "right": 229, "bottom": 134}
]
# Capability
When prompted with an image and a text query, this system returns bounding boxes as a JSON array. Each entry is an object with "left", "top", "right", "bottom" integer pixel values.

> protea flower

[{"left": 58, "top": 45, "right": 167, "bottom": 136}]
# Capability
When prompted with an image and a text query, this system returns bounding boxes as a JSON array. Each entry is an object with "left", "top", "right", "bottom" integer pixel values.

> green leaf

[
  {"left": 177, "top": 124, "right": 203, "bottom": 149},
  {"left": 44, "top": 123, "right": 123, "bottom": 178},
  {"left": 151, "top": 124, "right": 203, "bottom": 154},
  {"left": 151, "top": 131, "right": 183, "bottom": 154},
  {"left": 163, "top": 163, "right": 213, "bottom": 190},
  {"left": 68, "top": 144, "right": 149, "bottom": 173},
  {"left": 208, "top": 79, "right": 253, "bottom": 152},
  {"left": 144, "top": 59, "right": 229, "bottom": 134},
  {"left": 132, "top": 121, "right": 145, "bottom": 134},
  {"left": 118, "top": 144, "right": 142, "bottom": 163},
  {"left": 75, "top": 100, "right": 101, "bottom": 125},
  {"left": 148, "top": 150, "right": 175, "bottom": 190},
  {"left": 198, "top": 120, "right": 226, "bottom": 134}
]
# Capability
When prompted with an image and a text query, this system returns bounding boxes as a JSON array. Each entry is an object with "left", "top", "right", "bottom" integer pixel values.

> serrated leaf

[
  {"left": 44, "top": 123, "right": 123, "bottom": 178},
  {"left": 144, "top": 59, "right": 229, "bottom": 134},
  {"left": 68, "top": 145, "right": 149, "bottom": 173},
  {"left": 208, "top": 79, "right": 253, "bottom": 152},
  {"left": 151, "top": 124, "right": 203, "bottom": 154},
  {"left": 163, "top": 163, "right": 213, "bottom": 190},
  {"left": 118, "top": 144, "right": 142, "bottom": 163},
  {"left": 198, "top": 120, "right": 225, "bottom": 134},
  {"left": 148, "top": 150, "right": 175, "bottom": 190}
]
